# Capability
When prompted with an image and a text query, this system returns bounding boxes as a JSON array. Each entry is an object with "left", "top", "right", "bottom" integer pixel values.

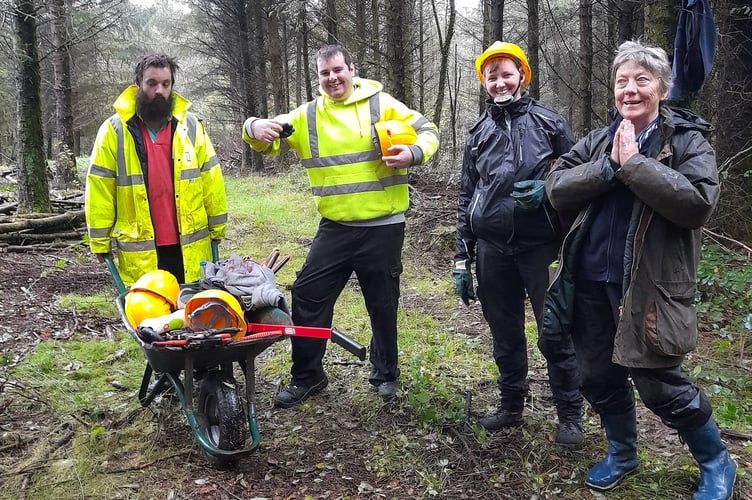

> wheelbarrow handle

[
  {"left": 331, "top": 327, "right": 366, "bottom": 361},
  {"left": 103, "top": 254, "right": 127, "bottom": 295}
]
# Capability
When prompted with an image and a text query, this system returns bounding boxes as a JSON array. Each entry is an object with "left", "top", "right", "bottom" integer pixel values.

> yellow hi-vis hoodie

[
  {"left": 243, "top": 78, "right": 440, "bottom": 222},
  {"left": 85, "top": 86, "right": 227, "bottom": 285}
]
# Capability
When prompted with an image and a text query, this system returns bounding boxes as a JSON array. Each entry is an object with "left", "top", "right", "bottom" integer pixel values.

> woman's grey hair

[{"left": 611, "top": 40, "right": 672, "bottom": 96}]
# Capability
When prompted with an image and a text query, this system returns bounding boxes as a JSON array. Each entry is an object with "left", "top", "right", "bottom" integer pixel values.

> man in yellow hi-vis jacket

[
  {"left": 85, "top": 54, "right": 227, "bottom": 286},
  {"left": 243, "top": 44, "right": 439, "bottom": 408}
]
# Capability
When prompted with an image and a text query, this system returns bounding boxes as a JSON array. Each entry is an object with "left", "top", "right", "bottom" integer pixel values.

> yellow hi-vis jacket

[
  {"left": 243, "top": 78, "right": 440, "bottom": 222},
  {"left": 85, "top": 86, "right": 227, "bottom": 285}
]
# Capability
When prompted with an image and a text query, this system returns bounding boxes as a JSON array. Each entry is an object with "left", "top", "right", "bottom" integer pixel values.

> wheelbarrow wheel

[{"left": 196, "top": 372, "right": 248, "bottom": 468}]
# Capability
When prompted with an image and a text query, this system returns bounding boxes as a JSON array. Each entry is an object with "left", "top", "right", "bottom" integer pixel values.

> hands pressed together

[{"left": 610, "top": 119, "right": 639, "bottom": 168}]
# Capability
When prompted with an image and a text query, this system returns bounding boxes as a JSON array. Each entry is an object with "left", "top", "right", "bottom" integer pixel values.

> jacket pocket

[{"left": 644, "top": 280, "right": 697, "bottom": 357}]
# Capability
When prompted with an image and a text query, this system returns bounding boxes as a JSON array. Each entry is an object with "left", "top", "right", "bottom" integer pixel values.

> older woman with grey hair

[{"left": 543, "top": 40, "right": 736, "bottom": 499}]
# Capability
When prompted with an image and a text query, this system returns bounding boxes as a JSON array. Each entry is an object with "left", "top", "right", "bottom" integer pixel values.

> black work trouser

[
  {"left": 476, "top": 239, "right": 582, "bottom": 419},
  {"left": 289, "top": 219, "right": 404, "bottom": 387},
  {"left": 571, "top": 279, "right": 711, "bottom": 430}
]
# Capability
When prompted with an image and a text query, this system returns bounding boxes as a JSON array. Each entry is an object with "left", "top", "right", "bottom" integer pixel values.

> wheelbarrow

[{"left": 104, "top": 253, "right": 365, "bottom": 467}]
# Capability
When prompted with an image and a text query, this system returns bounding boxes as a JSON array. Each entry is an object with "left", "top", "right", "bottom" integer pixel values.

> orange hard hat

[
  {"left": 373, "top": 120, "right": 417, "bottom": 157},
  {"left": 130, "top": 270, "right": 180, "bottom": 308},
  {"left": 124, "top": 289, "right": 174, "bottom": 329},
  {"left": 475, "top": 41, "right": 532, "bottom": 90},
  {"left": 184, "top": 289, "right": 247, "bottom": 339}
]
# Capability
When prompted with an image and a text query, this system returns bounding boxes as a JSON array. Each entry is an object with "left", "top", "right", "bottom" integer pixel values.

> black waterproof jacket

[
  {"left": 543, "top": 105, "right": 719, "bottom": 368},
  {"left": 455, "top": 94, "right": 574, "bottom": 261}
]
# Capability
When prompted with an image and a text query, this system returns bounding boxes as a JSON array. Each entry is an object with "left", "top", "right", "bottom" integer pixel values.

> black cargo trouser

[
  {"left": 289, "top": 218, "right": 404, "bottom": 387},
  {"left": 476, "top": 239, "right": 582, "bottom": 419},
  {"left": 571, "top": 278, "right": 711, "bottom": 429}
]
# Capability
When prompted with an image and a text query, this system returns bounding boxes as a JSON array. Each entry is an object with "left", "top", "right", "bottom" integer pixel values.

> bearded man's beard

[{"left": 136, "top": 89, "right": 173, "bottom": 124}]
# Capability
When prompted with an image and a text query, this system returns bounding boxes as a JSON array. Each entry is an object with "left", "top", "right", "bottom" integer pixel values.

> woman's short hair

[{"left": 611, "top": 40, "right": 672, "bottom": 96}]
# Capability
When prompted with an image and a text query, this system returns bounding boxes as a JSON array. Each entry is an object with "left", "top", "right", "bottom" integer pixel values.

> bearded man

[{"left": 85, "top": 54, "right": 227, "bottom": 285}]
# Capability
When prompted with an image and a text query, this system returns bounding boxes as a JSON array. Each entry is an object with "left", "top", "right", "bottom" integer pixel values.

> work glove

[
  {"left": 511, "top": 179, "right": 546, "bottom": 211},
  {"left": 452, "top": 259, "right": 476, "bottom": 306}
]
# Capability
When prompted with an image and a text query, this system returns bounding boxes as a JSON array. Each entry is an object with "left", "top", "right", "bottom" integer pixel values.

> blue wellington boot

[
  {"left": 585, "top": 409, "right": 639, "bottom": 490},
  {"left": 679, "top": 419, "right": 736, "bottom": 500}
]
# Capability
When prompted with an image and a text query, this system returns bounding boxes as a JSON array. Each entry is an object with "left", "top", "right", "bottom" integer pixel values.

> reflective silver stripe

[
  {"left": 311, "top": 175, "right": 407, "bottom": 197},
  {"left": 379, "top": 174, "right": 408, "bottom": 187},
  {"left": 369, "top": 94, "right": 381, "bottom": 123},
  {"left": 181, "top": 168, "right": 201, "bottom": 180},
  {"left": 208, "top": 213, "right": 228, "bottom": 225},
  {"left": 302, "top": 150, "right": 379, "bottom": 168},
  {"left": 118, "top": 239, "right": 155, "bottom": 252},
  {"left": 88, "top": 164, "right": 116, "bottom": 178},
  {"left": 88, "top": 227, "right": 111, "bottom": 238},
  {"left": 186, "top": 113, "right": 197, "bottom": 145},
  {"left": 109, "top": 116, "right": 127, "bottom": 180},
  {"left": 201, "top": 155, "right": 219, "bottom": 172},
  {"left": 306, "top": 101, "right": 319, "bottom": 157},
  {"left": 181, "top": 227, "right": 210, "bottom": 245},
  {"left": 118, "top": 173, "right": 144, "bottom": 186}
]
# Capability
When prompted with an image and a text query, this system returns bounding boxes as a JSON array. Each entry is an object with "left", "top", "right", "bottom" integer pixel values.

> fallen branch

[
  {"left": 720, "top": 428, "right": 752, "bottom": 440},
  {"left": 0, "top": 210, "right": 85, "bottom": 233},
  {"left": 0, "top": 231, "right": 84, "bottom": 244}
]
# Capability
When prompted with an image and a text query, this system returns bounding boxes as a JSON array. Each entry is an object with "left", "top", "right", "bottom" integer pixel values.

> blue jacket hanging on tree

[{"left": 668, "top": 0, "right": 717, "bottom": 104}]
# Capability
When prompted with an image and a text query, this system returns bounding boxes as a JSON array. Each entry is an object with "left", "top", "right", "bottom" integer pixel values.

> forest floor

[{"left": 0, "top": 179, "right": 750, "bottom": 499}]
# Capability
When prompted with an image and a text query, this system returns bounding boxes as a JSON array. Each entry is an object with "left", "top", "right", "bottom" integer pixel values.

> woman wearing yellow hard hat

[{"left": 452, "top": 41, "right": 584, "bottom": 447}]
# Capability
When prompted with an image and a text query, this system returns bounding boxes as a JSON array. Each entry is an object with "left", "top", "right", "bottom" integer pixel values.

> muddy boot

[
  {"left": 585, "top": 409, "right": 639, "bottom": 490},
  {"left": 556, "top": 420, "right": 584, "bottom": 449},
  {"left": 679, "top": 418, "right": 736, "bottom": 500}
]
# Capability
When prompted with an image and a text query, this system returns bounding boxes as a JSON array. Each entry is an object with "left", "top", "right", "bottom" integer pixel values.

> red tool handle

[{"left": 245, "top": 323, "right": 366, "bottom": 360}]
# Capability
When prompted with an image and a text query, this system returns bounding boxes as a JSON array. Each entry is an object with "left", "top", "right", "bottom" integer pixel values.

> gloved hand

[
  {"left": 511, "top": 179, "right": 546, "bottom": 211},
  {"left": 452, "top": 260, "right": 476, "bottom": 306}
]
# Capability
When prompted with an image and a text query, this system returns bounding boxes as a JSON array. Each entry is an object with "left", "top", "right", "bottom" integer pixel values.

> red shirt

[{"left": 140, "top": 121, "right": 179, "bottom": 246}]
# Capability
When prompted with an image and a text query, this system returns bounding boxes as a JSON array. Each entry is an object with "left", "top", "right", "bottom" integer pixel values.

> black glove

[
  {"left": 452, "top": 260, "right": 476, "bottom": 306},
  {"left": 511, "top": 180, "right": 546, "bottom": 211},
  {"left": 279, "top": 123, "right": 295, "bottom": 138}
]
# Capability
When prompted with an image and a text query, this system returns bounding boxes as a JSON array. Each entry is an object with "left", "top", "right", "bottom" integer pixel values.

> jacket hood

[
  {"left": 112, "top": 85, "right": 192, "bottom": 121},
  {"left": 319, "top": 77, "right": 383, "bottom": 105}
]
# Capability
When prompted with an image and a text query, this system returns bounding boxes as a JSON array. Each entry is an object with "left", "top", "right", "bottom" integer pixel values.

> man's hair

[
  {"left": 611, "top": 40, "right": 672, "bottom": 96},
  {"left": 316, "top": 44, "right": 353, "bottom": 67},
  {"left": 134, "top": 54, "right": 180, "bottom": 86}
]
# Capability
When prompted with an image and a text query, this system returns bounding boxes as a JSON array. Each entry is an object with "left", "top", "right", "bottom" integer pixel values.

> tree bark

[
  {"left": 431, "top": 0, "right": 456, "bottom": 129},
  {"left": 578, "top": 0, "right": 593, "bottom": 135},
  {"left": 14, "top": 0, "right": 51, "bottom": 215},
  {"left": 49, "top": 0, "right": 78, "bottom": 189},
  {"left": 527, "top": 0, "right": 540, "bottom": 99}
]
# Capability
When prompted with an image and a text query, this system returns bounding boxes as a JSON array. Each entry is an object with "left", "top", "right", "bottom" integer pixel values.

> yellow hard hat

[
  {"left": 184, "top": 289, "right": 247, "bottom": 339},
  {"left": 130, "top": 270, "right": 180, "bottom": 308},
  {"left": 475, "top": 41, "right": 532, "bottom": 90},
  {"left": 373, "top": 120, "right": 417, "bottom": 157},
  {"left": 124, "top": 289, "right": 174, "bottom": 329}
]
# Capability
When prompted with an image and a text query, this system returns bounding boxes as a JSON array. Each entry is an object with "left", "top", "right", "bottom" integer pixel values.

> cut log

[{"left": 0, "top": 210, "right": 85, "bottom": 233}]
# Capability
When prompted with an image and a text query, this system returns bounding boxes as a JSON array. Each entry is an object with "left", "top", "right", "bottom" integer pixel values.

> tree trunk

[
  {"left": 14, "top": 0, "right": 51, "bottom": 215},
  {"left": 370, "top": 0, "right": 381, "bottom": 83},
  {"left": 385, "top": 0, "right": 410, "bottom": 104},
  {"left": 431, "top": 0, "right": 456, "bottom": 129},
  {"left": 489, "top": 0, "right": 504, "bottom": 41},
  {"left": 49, "top": 0, "right": 78, "bottom": 189},
  {"left": 325, "top": 0, "right": 338, "bottom": 43},
  {"left": 578, "top": 0, "right": 593, "bottom": 135},
  {"left": 527, "top": 0, "right": 540, "bottom": 99}
]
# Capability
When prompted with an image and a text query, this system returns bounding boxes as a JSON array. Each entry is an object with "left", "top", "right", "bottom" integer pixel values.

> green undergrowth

[{"left": 3, "top": 172, "right": 750, "bottom": 498}]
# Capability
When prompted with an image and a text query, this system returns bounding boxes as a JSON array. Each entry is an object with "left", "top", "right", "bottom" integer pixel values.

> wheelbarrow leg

[
  {"left": 138, "top": 363, "right": 171, "bottom": 406},
  {"left": 244, "top": 351, "right": 261, "bottom": 447}
]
